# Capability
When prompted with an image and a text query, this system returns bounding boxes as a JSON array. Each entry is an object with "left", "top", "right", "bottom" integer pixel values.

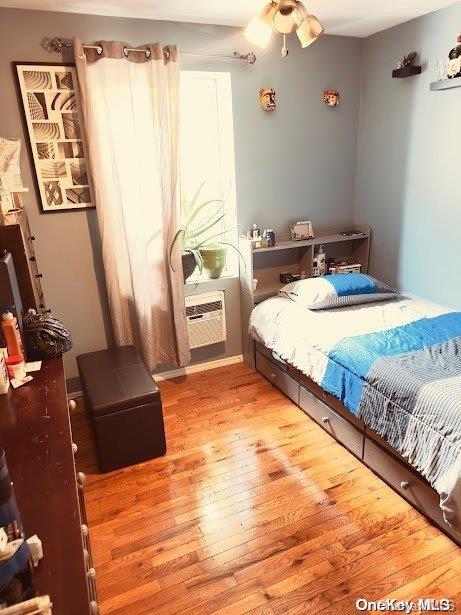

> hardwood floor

[{"left": 70, "top": 363, "right": 461, "bottom": 615}]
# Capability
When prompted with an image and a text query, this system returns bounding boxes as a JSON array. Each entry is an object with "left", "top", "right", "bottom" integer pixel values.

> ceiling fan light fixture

[
  {"left": 273, "top": 0, "right": 302, "bottom": 35},
  {"left": 244, "top": 2, "right": 277, "bottom": 49},
  {"left": 296, "top": 13, "right": 325, "bottom": 48}
]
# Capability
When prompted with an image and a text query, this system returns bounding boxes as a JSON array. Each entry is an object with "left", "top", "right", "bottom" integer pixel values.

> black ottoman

[{"left": 77, "top": 346, "right": 166, "bottom": 473}]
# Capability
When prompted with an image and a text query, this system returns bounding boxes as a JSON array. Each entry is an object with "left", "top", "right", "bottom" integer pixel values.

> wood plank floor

[{"left": 70, "top": 363, "right": 461, "bottom": 615}]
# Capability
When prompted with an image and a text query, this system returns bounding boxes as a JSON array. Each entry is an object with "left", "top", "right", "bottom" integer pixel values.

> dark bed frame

[{"left": 254, "top": 340, "right": 461, "bottom": 546}]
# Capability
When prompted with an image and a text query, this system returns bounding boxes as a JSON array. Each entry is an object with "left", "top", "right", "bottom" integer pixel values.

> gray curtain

[{"left": 75, "top": 39, "right": 190, "bottom": 370}]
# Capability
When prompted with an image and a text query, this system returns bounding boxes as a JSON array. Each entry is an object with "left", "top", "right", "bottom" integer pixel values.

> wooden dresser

[
  {"left": 0, "top": 358, "right": 99, "bottom": 614},
  {"left": 0, "top": 210, "right": 47, "bottom": 313}
]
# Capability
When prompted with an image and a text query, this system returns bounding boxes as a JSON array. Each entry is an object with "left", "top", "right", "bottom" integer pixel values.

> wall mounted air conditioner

[{"left": 185, "top": 291, "right": 227, "bottom": 349}]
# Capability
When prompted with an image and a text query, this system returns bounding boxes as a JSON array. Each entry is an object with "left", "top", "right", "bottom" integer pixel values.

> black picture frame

[{"left": 12, "top": 61, "right": 95, "bottom": 214}]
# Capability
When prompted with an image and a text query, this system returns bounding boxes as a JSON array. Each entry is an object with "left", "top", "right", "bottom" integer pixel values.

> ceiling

[{"left": 0, "top": 0, "right": 456, "bottom": 37}]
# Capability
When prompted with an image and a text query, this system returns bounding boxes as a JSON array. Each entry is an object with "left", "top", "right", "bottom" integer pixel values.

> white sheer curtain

[{"left": 75, "top": 40, "right": 190, "bottom": 370}]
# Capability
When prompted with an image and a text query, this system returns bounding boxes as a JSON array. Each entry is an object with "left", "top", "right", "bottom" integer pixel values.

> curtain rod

[{"left": 42, "top": 37, "right": 257, "bottom": 65}]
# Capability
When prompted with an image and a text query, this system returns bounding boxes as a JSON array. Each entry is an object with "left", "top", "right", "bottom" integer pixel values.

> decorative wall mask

[
  {"left": 323, "top": 89, "right": 340, "bottom": 107},
  {"left": 14, "top": 63, "right": 94, "bottom": 212},
  {"left": 260, "top": 88, "right": 277, "bottom": 111}
]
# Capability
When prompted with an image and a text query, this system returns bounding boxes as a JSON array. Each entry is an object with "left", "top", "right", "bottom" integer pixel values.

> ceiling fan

[{"left": 244, "top": 0, "right": 325, "bottom": 58}]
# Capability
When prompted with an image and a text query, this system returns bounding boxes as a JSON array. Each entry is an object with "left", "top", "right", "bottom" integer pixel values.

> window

[{"left": 179, "top": 71, "right": 238, "bottom": 278}]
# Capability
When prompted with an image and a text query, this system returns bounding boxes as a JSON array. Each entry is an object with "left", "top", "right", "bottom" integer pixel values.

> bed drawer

[
  {"left": 256, "top": 352, "right": 299, "bottom": 405},
  {"left": 299, "top": 386, "right": 364, "bottom": 459},
  {"left": 363, "top": 438, "right": 460, "bottom": 543}
]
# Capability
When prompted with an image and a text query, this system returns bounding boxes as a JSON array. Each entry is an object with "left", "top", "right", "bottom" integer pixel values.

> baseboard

[{"left": 154, "top": 355, "right": 244, "bottom": 381}]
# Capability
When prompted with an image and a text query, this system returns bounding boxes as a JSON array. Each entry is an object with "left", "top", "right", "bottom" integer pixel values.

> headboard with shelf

[{"left": 239, "top": 224, "right": 371, "bottom": 365}]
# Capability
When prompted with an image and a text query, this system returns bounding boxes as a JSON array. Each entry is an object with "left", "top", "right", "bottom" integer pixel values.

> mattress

[{"left": 249, "top": 295, "right": 461, "bottom": 532}]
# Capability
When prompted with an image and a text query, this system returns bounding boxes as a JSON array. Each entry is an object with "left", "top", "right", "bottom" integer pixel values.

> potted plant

[{"left": 171, "top": 182, "right": 241, "bottom": 282}]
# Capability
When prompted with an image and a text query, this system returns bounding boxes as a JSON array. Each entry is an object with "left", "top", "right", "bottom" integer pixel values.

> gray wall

[
  {"left": 355, "top": 2, "right": 461, "bottom": 309},
  {"left": 0, "top": 8, "right": 363, "bottom": 380}
]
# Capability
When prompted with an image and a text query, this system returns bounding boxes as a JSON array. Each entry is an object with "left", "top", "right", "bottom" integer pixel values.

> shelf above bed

[
  {"left": 239, "top": 224, "right": 372, "bottom": 366},
  {"left": 252, "top": 231, "right": 369, "bottom": 254}
]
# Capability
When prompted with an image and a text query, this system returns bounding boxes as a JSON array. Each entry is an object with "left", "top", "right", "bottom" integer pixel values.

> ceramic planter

[
  {"left": 199, "top": 245, "right": 227, "bottom": 279},
  {"left": 181, "top": 251, "right": 197, "bottom": 282}
]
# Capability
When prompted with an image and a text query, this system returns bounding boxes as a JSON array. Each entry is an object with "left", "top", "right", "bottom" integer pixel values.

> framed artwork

[{"left": 13, "top": 63, "right": 95, "bottom": 213}]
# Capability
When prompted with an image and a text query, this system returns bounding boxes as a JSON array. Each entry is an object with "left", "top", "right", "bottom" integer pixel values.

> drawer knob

[
  {"left": 77, "top": 472, "right": 87, "bottom": 488},
  {"left": 72, "top": 442, "right": 78, "bottom": 454},
  {"left": 81, "top": 523, "right": 89, "bottom": 537},
  {"left": 270, "top": 372, "right": 278, "bottom": 380},
  {"left": 68, "top": 399, "right": 77, "bottom": 411},
  {"left": 322, "top": 416, "right": 330, "bottom": 424},
  {"left": 400, "top": 480, "right": 411, "bottom": 490},
  {"left": 87, "top": 567, "right": 96, "bottom": 580},
  {"left": 90, "top": 601, "right": 100, "bottom": 615}
]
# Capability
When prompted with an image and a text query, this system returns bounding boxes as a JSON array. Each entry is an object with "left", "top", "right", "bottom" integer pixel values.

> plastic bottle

[{"left": 1, "top": 312, "right": 23, "bottom": 358}]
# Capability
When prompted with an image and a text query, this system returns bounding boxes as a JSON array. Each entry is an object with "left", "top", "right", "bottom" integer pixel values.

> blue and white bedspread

[{"left": 249, "top": 296, "right": 461, "bottom": 531}]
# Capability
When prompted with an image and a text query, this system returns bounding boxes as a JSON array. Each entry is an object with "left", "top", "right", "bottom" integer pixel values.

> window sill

[{"left": 185, "top": 271, "right": 239, "bottom": 286}]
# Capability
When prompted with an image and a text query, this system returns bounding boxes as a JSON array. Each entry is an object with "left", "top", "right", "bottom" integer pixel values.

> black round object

[{"left": 22, "top": 309, "right": 72, "bottom": 358}]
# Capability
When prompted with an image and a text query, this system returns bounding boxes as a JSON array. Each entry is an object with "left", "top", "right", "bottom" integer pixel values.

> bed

[{"left": 249, "top": 293, "right": 461, "bottom": 544}]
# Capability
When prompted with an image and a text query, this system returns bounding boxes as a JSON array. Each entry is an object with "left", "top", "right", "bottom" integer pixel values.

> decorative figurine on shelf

[
  {"left": 323, "top": 90, "right": 340, "bottom": 107},
  {"left": 448, "top": 34, "right": 461, "bottom": 79},
  {"left": 395, "top": 51, "right": 417, "bottom": 70},
  {"left": 260, "top": 88, "right": 277, "bottom": 112},
  {"left": 22, "top": 309, "right": 72, "bottom": 358}
]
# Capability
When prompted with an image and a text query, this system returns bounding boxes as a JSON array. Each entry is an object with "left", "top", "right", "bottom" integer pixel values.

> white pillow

[{"left": 279, "top": 274, "right": 400, "bottom": 310}]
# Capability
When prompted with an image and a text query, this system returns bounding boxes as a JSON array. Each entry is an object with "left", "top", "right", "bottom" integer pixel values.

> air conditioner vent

[
  {"left": 185, "top": 300, "right": 222, "bottom": 317},
  {"left": 185, "top": 291, "right": 226, "bottom": 349}
]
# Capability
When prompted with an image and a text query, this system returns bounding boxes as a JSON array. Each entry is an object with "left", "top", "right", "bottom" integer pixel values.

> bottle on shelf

[{"left": 1, "top": 311, "right": 23, "bottom": 359}]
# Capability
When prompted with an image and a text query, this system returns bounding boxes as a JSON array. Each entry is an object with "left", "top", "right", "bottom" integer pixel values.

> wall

[
  {"left": 0, "top": 8, "right": 363, "bottom": 380},
  {"left": 355, "top": 2, "right": 461, "bottom": 309}
]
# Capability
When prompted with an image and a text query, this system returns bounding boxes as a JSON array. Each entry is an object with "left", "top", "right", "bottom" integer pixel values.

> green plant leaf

[
  {"left": 185, "top": 180, "right": 205, "bottom": 218},
  {"left": 169, "top": 228, "right": 185, "bottom": 272},
  {"left": 194, "top": 225, "right": 238, "bottom": 249},
  {"left": 185, "top": 198, "right": 225, "bottom": 230},
  {"left": 188, "top": 212, "right": 227, "bottom": 240}
]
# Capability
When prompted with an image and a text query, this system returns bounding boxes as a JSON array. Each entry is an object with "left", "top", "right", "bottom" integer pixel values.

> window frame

[{"left": 179, "top": 70, "right": 238, "bottom": 280}]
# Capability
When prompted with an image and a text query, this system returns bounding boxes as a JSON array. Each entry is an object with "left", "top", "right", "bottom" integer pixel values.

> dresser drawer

[
  {"left": 299, "top": 386, "right": 364, "bottom": 458},
  {"left": 256, "top": 351, "right": 299, "bottom": 405},
  {"left": 363, "top": 438, "right": 460, "bottom": 541}
]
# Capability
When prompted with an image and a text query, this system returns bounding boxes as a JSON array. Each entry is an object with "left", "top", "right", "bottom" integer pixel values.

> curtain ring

[
  {"left": 145, "top": 49, "right": 151, "bottom": 58},
  {"left": 123, "top": 46, "right": 128, "bottom": 57},
  {"left": 96, "top": 45, "right": 103, "bottom": 55}
]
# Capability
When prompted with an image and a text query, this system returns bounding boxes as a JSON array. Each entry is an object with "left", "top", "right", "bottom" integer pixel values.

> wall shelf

[
  {"left": 239, "top": 224, "right": 371, "bottom": 365},
  {"left": 252, "top": 231, "right": 368, "bottom": 253},
  {"left": 430, "top": 77, "right": 461, "bottom": 91},
  {"left": 392, "top": 66, "right": 421, "bottom": 78}
]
